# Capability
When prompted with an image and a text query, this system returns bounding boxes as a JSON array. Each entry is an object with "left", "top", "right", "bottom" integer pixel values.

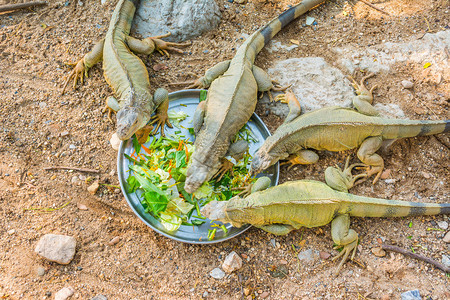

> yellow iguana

[
  {"left": 202, "top": 162, "right": 450, "bottom": 274},
  {"left": 62, "top": 0, "right": 189, "bottom": 142},
  {"left": 251, "top": 74, "right": 449, "bottom": 183},
  {"left": 183, "top": 0, "right": 327, "bottom": 193}
]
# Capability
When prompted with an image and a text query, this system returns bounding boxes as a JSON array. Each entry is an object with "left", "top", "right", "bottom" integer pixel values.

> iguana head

[
  {"left": 116, "top": 106, "right": 145, "bottom": 140},
  {"left": 250, "top": 149, "right": 277, "bottom": 175},
  {"left": 184, "top": 160, "right": 211, "bottom": 194}
]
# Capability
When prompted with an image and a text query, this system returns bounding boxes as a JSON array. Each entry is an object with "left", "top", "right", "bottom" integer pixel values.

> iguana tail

[
  {"left": 380, "top": 119, "right": 449, "bottom": 139},
  {"left": 243, "top": 0, "right": 327, "bottom": 62},
  {"left": 343, "top": 193, "right": 449, "bottom": 218}
]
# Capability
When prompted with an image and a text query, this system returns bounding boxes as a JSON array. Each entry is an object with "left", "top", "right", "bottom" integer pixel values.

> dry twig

[
  {"left": 382, "top": 244, "right": 450, "bottom": 273},
  {"left": 0, "top": 1, "right": 47, "bottom": 13},
  {"left": 44, "top": 166, "right": 100, "bottom": 173},
  {"left": 359, "top": 0, "right": 390, "bottom": 16}
]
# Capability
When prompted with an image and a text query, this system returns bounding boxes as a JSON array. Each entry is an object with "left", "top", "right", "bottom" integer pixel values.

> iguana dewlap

[
  {"left": 251, "top": 75, "right": 449, "bottom": 183},
  {"left": 62, "top": 0, "right": 188, "bottom": 142},
  {"left": 202, "top": 169, "right": 450, "bottom": 274},
  {"left": 183, "top": 0, "right": 327, "bottom": 193}
]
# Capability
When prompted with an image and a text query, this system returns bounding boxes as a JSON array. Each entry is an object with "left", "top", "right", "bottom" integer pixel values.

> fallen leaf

[
  {"left": 423, "top": 62, "right": 431, "bottom": 69},
  {"left": 290, "top": 39, "right": 299, "bottom": 45}
]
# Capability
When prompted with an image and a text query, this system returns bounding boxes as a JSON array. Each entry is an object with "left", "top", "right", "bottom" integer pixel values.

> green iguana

[
  {"left": 201, "top": 163, "right": 450, "bottom": 274},
  {"left": 251, "top": 74, "right": 449, "bottom": 183},
  {"left": 183, "top": 0, "right": 327, "bottom": 193},
  {"left": 62, "top": 0, "right": 189, "bottom": 142}
]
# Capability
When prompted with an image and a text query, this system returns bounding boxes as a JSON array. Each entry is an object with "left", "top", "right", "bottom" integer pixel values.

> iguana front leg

[
  {"left": 330, "top": 214, "right": 358, "bottom": 275},
  {"left": 192, "top": 100, "right": 207, "bottom": 136},
  {"left": 274, "top": 89, "right": 302, "bottom": 123},
  {"left": 252, "top": 65, "right": 291, "bottom": 102},
  {"left": 186, "top": 60, "right": 231, "bottom": 89},
  {"left": 324, "top": 156, "right": 367, "bottom": 192},
  {"left": 348, "top": 73, "right": 379, "bottom": 116},
  {"left": 357, "top": 136, "right": 384, "bottom": 184},
  {"left": 62, "top": 38, "right": 105, "bottom": 94},
  {"left": 280, "top": 149, "right": 319, "bottom": 169},
  {"left": 232, "top": 175, "right": 272, "bottom": 198},
  {"left": 102, "top": 95, "right": 121, "bottom": 123},
  {"left": 126, "top": 32, "right": 190, "bottom": 57},
  {"left": 150, "top": 88, "right": 173, "bottom": 137}
]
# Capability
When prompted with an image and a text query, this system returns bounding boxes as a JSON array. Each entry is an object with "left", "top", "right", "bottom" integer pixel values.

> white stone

[
  {"left": 222, "top": 251, "right": 243, "bottom": 273},
  {"left": 35, "top": 234, "right": 76, "bottom": 264},
  {"left": 133, "top": 0, "right": 221, "bottom": 42},
  {"left": 209, "top": 267, "right": 225, "bottom": 279},
  {"left": 110, "top": 133, "right": 121, "bottom": 151},
  {"left": 437, "top": 221, "right": 448, "bottom": 230},
  {"left": 443, "top": 231, "right": 450, "bottom": 243},
  {"left": 401, "top": 80, "right": 414, "bottom": 89},
  {"left": 55, "top": 287, "right": 75, "bottom": 300}
]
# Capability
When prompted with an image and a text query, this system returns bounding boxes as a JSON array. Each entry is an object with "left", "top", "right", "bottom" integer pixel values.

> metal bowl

[{"left": 118, "top": 89, "right": 279, "bottom": 244}]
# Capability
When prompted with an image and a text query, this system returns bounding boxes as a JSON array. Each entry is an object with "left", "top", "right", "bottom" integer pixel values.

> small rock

[
  {"left": 371, "top": 247, "right": 386, "bottom": 257},
  {"left": 109, "top": 169, "right": 116, "bottom": 176},
  {"left": 71, "top": 176, "right": 79, "bottom": 184},
  {"left": 421, "top": 172, "right": 431, "bottom": 179},
  {"left": 36, "top": 266, "right": 46, "bottom": 276},
  {"left": 305, "top": 16, "right": 315, "bottom": 26},
  {"left": 7, "top": 229, "right": 15, "bottom": 235},
  {"left": 384, "top": 179, "right": 396, "bottom": 184},
  {"left": 91, "top": 295, "right": 107, "bottom": 300},
  {"left": 235, "top": 0, "right": 247, "bottom": 4},
  {"left": 260, "top": 291, "right": 269, "bottom": 299},
  {"left": 381, "top": 295, "right": 390, "bottom": 300},
  {"left": 114, "top": 188, "right": 121, "bottom": 194},
  {"left": 202, "top": 291, "right": 209, "bottom": 298},
  {"left": 319, "top": 251, "right": 331, "bottom": 260},
  {"left": 437, "top": 221, "right": 448, "bottom": 230},
  {"left": 209, "top": 267, "right": 225, "bottom": 279},
  {"left": 55, "top": 286, "right": 75, "bottom": 300},
  {"left": 69, "top": 144, "right": 76, "bottom": 150},
  {"left": 400, "top": 289, "right": 421, "bottom": 300},
  {"left": 442, "top": 255, "right": 450, "bottom": 268},
  {"left": 380, "top": 169, "right": 391, "bottom": 180},
  {"left": 279, "top": 259, "right": 288, "bottom": 264},
  {"left": 401, "top": 80, "right": 414, "bottom": 89},
  {"left": 108, "top": 236, "right": 120, "bottom": 246},
  {"left": 297, "top": 249, "right": 320, "bottom": 264},
  {"left": 270, "top": 239, "right": 276, "bottom": 248},
  {"left": 222, "top": 251, "right": 243, "bottom": 273},
  {"left": 77, "top": 203, "right": 88, "bottom": 210},
  {"left": 60, "top": 131, "right": 70, "bottom": 137},
  {"left": 110, "top": 133, "right": 121, "bottom": 150},
  {"left": 443, "top": 231, "right": 450, "bottom": 243},
  {"left": 244, "top": 288, "right": 251, "bottom": 296},
  {"left": 35, "top": 234, "right": 76, "bottom": 264},
  {"left": 87, "top": 181, "right": 100, "bottom": 195}
]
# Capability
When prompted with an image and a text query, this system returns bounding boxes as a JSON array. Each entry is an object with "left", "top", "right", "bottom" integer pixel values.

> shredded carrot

[
  {"left": 130, "top": 149, "right": 137, "bottom": 159},
  {"left": 177, "top": 139, "right": 183, "bottom": 151},
  {"left": 141, "top": 144, "right": 152, "bottom": 155},
  {"left": 184, "top": 143, "right": 189, "bottom": 161}
]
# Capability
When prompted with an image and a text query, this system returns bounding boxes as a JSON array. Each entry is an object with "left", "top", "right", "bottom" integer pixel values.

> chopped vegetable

[{"left": 168, "top": 110, "right": 189, "bottom": 128}]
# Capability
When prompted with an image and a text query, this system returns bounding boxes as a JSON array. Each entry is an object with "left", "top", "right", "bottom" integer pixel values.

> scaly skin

[
  {"left": 184, "top": 0, "right": 327, "bottom": 193},
  {"left": 251, "top": 76, "right": 449, "bottom": 183},
  {"left": 62, "top": 0, "right": 189, "bottom": 141},
  {"left": 202, "top": 173, "right": 450, "bottom": 274}
]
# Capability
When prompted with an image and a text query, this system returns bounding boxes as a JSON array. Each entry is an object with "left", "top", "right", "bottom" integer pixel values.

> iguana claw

[
  {"left": 151, "top": 33, "right": 190, "bottom": 58},
  {"left": 213, "top": 158, "right": 234, "bottom": 181},
  {"left": 332, "top": 240, "right": 358, "bottom": 275},
  {"left": 62, "top": 58, "right": 89, "bottom": 95},
  {"left": 150, "top": 112, "right": 173, "bottom": 137}
]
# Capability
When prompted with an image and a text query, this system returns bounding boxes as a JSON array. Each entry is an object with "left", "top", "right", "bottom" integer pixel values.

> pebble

[
  {"left": 202, "top": 291, "right": 209, "bottom": 298},
  {"left": 60, "top": 131, "right": 70, "bottom": 137},
  {"left": 36, "top": 266, "right": 46, "bottom": 276},
  {"left": 108, "top": 236, "right": 120, "bottom": 246},
  {"left": 400, "top": 289, "right": 421, "bottom": 300},
  {"left": 401, "top": 80, "right": 414, "bottom": 89},
  {"left": 437, "top": 221, "right": 448, "bottom": 230},
  {"left": 114, "top": 188, "right": 121, "bottom": 194},
  {"left": 54, "top": 286, "right": 75, "bottom": 300},
  {"left": 421, "top": 171, "right": 431, "bottom": 179},
  {"left": 243, "top": 288, "right": 251, "bottom": 296},
  {"left": 260, "top": 291, "right": 269, "bottom": 299},
  {"left": 380, "top": 169, "right": 391, "bottom": 180},
  {"left": 442, "top": 254, "right": 450, "bottom": 268},
  {"left": 371, "top": 247, "right": 386, "bottom": 257},
  {"left": 384, "top": 179, "right": 396, "bottom": 184},
  {"left": 222, "top": 251, "right": 243, "bottom": 273},
  {"left": 305, "top": 16, "right": 315, "bottom": 26},
  {"left": 35, "top": 234, "right": 77, "bottom": 264},
  {"left": 69, "top": 144, "right": 76, "bottom": 150},
  {"left": 297, "top": 249, "right": 320, "bottom": 264},
  {"left": 319, "top": 251, "right": 331, "bottom": 260},
  {"left": 209, "top": 267, "right": 225, "bottom": 279},
  {"left": 270, "top": 239, "right": 276, "bottom": 248},
  {"left": 110, "top": 133, "right": 121, "bottom": 150},
  {"left": 443, "top": 231, "right": 450, "bottom": 243},
  {"left": 91, "top": 295, "right": 107, "bottom": 300},
  {"left": 77, "top": 203, "right": 88, "bottom": 210},
  {"left": 71, "top": 176, "right": 79, "bottom": 184},
  {"left": 87, "top": 181, "right": 100, "bottom": 195},
  {"left": 7, "top": 229, "right": 15, "bottom": 235}
]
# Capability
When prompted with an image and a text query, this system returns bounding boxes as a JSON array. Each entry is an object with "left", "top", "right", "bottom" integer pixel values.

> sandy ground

[{"left": 0, "top": 0, "right": 449, "bottom": 299}]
